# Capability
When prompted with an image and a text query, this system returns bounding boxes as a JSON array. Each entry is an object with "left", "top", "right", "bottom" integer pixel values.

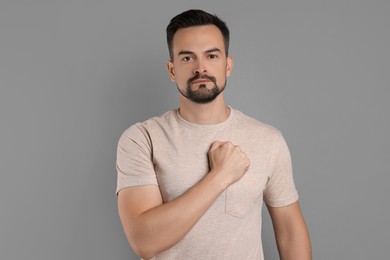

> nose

[{"left": 193, "top": 60, "right": 207, "bottom": 75}]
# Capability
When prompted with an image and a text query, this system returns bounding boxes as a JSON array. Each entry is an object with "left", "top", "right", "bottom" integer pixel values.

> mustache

[{"left": 187, "top": 74, "right": 217, "bottom": 85}]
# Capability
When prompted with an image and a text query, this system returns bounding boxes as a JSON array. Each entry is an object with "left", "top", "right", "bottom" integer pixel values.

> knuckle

[{"left": 246, "top": 159, "right": 251, "bottom": 167}]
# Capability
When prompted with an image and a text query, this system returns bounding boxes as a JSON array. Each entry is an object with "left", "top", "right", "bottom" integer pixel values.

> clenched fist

[{"left": 208, "top": 141, "right": 250, "bottom": 188}]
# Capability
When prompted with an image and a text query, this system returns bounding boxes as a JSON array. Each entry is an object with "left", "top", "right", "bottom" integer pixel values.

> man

[{"left": 116, "top": 9, "right": 311, "bottom": 260}]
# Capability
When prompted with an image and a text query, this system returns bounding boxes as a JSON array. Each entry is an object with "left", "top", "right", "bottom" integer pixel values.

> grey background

[{"left": 1, "top": 1, "right": 389, "bottom": 259}]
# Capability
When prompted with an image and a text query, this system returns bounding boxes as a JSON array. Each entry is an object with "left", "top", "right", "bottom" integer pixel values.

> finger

[{"left": 209, "top": 140, "right": 224, "bottom": 152}]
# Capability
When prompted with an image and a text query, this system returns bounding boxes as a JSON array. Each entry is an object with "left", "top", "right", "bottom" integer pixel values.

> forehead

[{"left": 172, "top": 25, "right": 225, "bottom": 55}]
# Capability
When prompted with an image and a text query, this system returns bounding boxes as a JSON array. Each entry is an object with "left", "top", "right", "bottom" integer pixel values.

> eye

[
  {"left": 182, "top": 56, "right": 193, "bottom": 62},
  {"left": 209, "top": 54, "right": 218, "bottom": 59}
]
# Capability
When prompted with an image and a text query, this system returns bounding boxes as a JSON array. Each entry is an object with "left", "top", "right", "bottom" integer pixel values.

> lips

[
  {"left": 188, "top": 74, "right": 216, "bottom": 86},
  {"left": 192, "top": 79, "right": 211, "bottom": 84}
]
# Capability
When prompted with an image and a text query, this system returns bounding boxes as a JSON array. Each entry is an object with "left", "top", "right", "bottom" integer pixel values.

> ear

[
  {"left": 226, "top": 56, "right": 233, "bottom": 77},
  {"left": 166, "top": 60, "right": 176, "bottom": 81}
]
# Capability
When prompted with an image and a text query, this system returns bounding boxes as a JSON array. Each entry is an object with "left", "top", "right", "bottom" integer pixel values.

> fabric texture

[{"left": 116, "top": 107, "right": 298, "bottom": 260}]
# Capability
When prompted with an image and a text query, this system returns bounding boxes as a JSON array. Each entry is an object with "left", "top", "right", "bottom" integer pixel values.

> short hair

[{"left": 166, "top": 9, "right": 230, "bottom": 60}]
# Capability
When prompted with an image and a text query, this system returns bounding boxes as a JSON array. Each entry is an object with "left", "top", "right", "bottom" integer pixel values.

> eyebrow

[
  {"left": 178, "top": 48, "right": 222, "bottom": 56},
  {"left": 205, "top": 48, "right": 221, "bottom": 53},
  {"left": 178, "top": 50, "right": 194, "bottom": 56}
]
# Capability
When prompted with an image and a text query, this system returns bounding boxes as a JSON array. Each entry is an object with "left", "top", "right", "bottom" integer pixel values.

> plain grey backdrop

[{"left": 1, "top": 1, "right": 389, "bottom": 259}]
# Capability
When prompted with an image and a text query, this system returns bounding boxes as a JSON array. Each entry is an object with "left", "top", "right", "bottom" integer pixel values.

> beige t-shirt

[{"left": 116, "top": 107, "right": 298, "bottom": 260}]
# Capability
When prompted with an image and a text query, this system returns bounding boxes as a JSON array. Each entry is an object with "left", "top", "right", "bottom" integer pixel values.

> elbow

[
  {"left": 130, "top": 238, "right": 159, "bottom": 259},
  {"left": 133, "top": 244, "right": 157, "bottom": 260}
]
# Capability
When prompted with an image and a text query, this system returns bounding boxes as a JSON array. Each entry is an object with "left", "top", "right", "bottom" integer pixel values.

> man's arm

[
  {"left": 267, "top": 201, "right": 312, "bottom": 260},
  {"left": 117, "top": 141, "right": 250, "bottom": 259}
]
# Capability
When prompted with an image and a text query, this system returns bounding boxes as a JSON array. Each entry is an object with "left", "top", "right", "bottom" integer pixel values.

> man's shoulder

[
  {"left": 138, "top": 109, "right": 176, "bottom": 128},
  {"left": 232, "top": 108, "right": 281, "bottom": 136},
  {"left": 120, "top": 109, "right": 177, "bottom": 139}
]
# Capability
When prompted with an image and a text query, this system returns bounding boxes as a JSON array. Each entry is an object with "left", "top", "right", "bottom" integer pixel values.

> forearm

[
  {"left": 276, "top": 222, "right": 312, "bottom": 260},
  {"left": 132, "top": 170, "right": 227, "bottom": 258}
]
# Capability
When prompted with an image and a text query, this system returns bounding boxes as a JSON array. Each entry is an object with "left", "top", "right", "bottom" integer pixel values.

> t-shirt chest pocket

[{"left": 225, "top": 164, "right": 269, "bottom": 218}]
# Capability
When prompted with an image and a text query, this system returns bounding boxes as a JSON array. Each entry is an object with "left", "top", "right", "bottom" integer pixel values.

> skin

[{"left": 118, "top": 25, "right": 312, "bottom": 259}]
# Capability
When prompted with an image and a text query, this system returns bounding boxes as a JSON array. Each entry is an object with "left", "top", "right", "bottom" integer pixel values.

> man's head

[
  {"left": 166, "top": 9, "right": 230, "bottom": 60},
  {"left": 166, "top": 10, "right": 233, "bottom": 104}
]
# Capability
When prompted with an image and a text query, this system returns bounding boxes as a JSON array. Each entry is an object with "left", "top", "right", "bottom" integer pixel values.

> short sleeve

[
  {"left": 263, "top": 131, "right": 299, "bottom": 207},
  {"left": 116, "top": 124, "right": 158, "bottom": 195}
]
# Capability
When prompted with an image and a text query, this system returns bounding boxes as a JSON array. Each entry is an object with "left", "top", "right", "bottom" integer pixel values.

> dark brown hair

[{"left": 166, "top": 9, "right": 230, "bottom": 60}]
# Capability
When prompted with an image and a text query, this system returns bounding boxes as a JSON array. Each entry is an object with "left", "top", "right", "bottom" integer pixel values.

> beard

[{"left": 177, "top": 74, "right": 226, "bottom": 104}]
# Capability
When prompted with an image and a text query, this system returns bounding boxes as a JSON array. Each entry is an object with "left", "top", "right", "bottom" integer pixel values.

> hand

[{"left": 208, "top": 141, "right": 250, "bottom": 187}]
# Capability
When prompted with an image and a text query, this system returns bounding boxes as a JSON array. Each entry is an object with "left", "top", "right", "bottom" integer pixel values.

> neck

[{"left": 178, "top": 94, "right": 230, "bottom": 125}]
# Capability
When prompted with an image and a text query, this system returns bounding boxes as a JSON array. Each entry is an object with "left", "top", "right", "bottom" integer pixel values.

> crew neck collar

[{"left": 175, "top": 106, "right": 235, "bottom": 131}]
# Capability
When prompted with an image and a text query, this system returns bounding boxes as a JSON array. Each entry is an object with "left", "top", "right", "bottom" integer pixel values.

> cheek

[
  {"left": 176, "top": 73, "right": 188, "bottom": 83},
  {"left": 216, "top": 68, "right": 228, "bottom": 81},
  {"left": 177, "top": 69, "right": 193, "bottom": 82},
  {"left": 174, "top": 66, "right": 191, "bottom": 78},
  {"left": 175, "top": 75, "right": 190, "bottom": 89}
]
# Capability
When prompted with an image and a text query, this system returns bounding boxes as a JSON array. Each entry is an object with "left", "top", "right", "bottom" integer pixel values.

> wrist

[{"left": 207, "top": 169, "right": 230, "bottom": 191}]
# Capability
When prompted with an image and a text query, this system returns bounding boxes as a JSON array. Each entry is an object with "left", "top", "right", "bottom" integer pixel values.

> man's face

[{"left": 167, "top": 25, "right": 233, "bottom": 104}]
